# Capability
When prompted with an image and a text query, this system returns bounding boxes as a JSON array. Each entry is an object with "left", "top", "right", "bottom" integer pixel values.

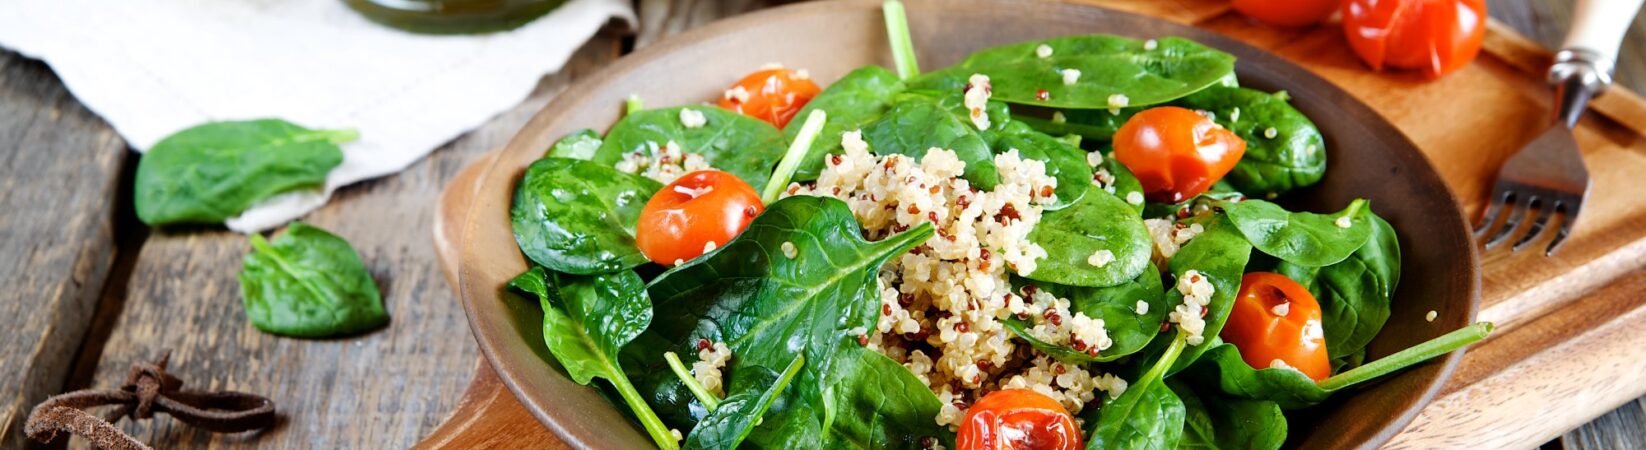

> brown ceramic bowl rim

[{"left": 457, "top": 1, "right": 1482, "bottom": 448}]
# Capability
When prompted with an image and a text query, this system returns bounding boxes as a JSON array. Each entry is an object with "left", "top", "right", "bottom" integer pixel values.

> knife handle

[{"left": 1551, "top": 0, "right": 1645, "bottom": 127}]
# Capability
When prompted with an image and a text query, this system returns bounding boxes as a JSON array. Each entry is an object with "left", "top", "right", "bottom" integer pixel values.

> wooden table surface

[{"left": 0, "top": 1, "right": 1642, "bottom": 449}]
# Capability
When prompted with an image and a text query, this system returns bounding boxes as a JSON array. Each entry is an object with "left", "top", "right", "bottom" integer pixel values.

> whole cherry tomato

[
  {"left": 635, "top": 170, "right": 763, "bottom": 266},
  {"left": 1112, "top": 106, "right": 1247, "bottom": 204},
  {"left": 717, "top": 67, "right": 821, "bottom": 128},
  {"left": 1221, "top": 272, "right": 1331, "bottom": 382},
  {"left": 1233, "top": 0, "right": 1339, "bottom": 27},
  {"left": 1342, "top": 0, "right": 1488, "bottom": 79},
  {"left": 956, "top": 389, "right": 1082, "bottom": 450}
]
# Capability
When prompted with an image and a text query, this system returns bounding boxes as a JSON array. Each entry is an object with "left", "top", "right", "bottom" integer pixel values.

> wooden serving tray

[{"left": 422, "top": 1, "right": 1646, "bottom": 448}]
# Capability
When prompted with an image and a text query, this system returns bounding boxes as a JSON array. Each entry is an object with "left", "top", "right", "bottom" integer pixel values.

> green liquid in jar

[{"left": 344, "top": 0, "right": 569, "bottom": 34}]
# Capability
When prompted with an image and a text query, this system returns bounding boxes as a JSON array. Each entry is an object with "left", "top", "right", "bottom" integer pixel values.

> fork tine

[
  {"left": 1546, "top": 200, "right": 1581, "bottom": 256},
  {"left": 1485, "top": 195, "right": 1535, "bottom": 249},
  {"left": 1512, "top": 199, "right": 1557, "bottom": 252},
  {"left": 1474, "top": 190, "right": 1512, "bottom": 237}
]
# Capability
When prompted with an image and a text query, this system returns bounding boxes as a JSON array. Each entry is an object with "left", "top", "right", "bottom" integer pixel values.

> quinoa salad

[{"left": 504, "top": 2, "right": 1492, "bottom": 449}]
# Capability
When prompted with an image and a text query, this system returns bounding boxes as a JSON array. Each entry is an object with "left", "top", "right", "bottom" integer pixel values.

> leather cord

[{"left": 25, "top": 351, "right": 276, "bottom": 450}]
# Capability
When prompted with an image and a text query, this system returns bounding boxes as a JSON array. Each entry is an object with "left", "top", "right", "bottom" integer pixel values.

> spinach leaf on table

[
  {"left": 1174, "top": 86, "right": 1326, "bottom": 198},
  {"left": 910, "top": 35, "right": 1235, "bottom": 109},
  {"left": 1169, "top": 378, "right": 1287, "bottom": 450},
  {"left": 1276, "top": 212, "right": 1401, "bottom": 361},
  {"left": 135, "top": 119, "right": 352, "bottom": 226},
  {"left": 1219, "top": 198, "right": 1373, "bottom": 268},
  {"left": 986, "top": 121, "right": 1092, "bottom": 210},
  {"left": 860, "top": 93, "right": 1000, "bottom": 190},
  {"left": 511, "top": 157, "right": 661, "bottom": 274},
  {"left": 1022, "top": 184, "right": 1152, "bottom": 288},
  {"left": 783, "top": 66, "right": 905, "bottom": 181},
  {"left": 239, "top": 222, "right": 386, "bottom": 338},
  {"left": 1006, "top": 263, "right": 1167, "bottom": 363},
  {"left": 593, "top": 106, "right": 788, "bottom": 189},
  {"left": 642, "top": 196, "right": 946, "bottom": 448},
  {"left": 685, "top": 355, "right": 805, "bottom": 450},
  {"left": 546, "top": 129, "right": 603, "bottom": 160}
]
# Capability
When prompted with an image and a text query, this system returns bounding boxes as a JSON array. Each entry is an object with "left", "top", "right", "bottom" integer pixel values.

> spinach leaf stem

[
  {"left": 664, "top": 351, "right": 723, "bottom": 411},
  {"left": 882, "top": 1, "right": 919, "bottom": 79},
  {"left": 763, "top": 109, "right": 827, "bottom": 203},
  {"left": 1320, "top": 322, "right": 1492, "bottom": 391},
  {"left": 608, "top": 365, "right": 683, "bottom": 450}
]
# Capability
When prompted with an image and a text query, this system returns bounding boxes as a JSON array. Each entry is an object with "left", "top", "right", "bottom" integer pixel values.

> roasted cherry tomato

[
  {"left": 956, "top": 389, "right": 1082, "bottom": 450},
  {"left": 636, "top": 170, "right": 763, "bottom": 266},
  {"left": 717, "top": 67, "right": 821, "bottom": 128},
  {"left": 1342, "top": 0, "right": 1488, "bottom": 79},
  {"left": 1112, "top": 106, "right": 1247, "bottom": 204},
  {"left": 1233, "top": 0, "right": 1339, "bottom": 27},
  {"left": 1222, "top": 272, "right": 1331, "bottom": 382}
]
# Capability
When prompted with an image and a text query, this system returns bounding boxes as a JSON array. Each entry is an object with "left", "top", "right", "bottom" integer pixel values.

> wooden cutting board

[{"left": 421, "top": 1, "right": 1646, "bottom": 448}]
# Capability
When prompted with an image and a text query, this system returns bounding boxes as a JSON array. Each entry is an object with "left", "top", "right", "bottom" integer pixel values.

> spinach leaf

[
  {"left": 1103, "top": 154, "right": 1146, "bottom": 214},
  {"left": 1219, "top": 198, "right": 1373, "bottom": 268},
  {"left": 685, "top": 355, "right": 805, "bottom": 450},
  {"left": 1169, "top": 378, "right": 1287, "bottom": 450},
  {"left": 987, "top": 121, "right": 1092, "bottom": 210},
  {"left": 861, "top": 94, "right": 1000, "bottom": 189},
  {"left": 593, "top": 106, "right": 788, "bottom": 189},
  {"left": 135, "top": 119, "right": 351, "bottom": 226},
  {"left": 1006, "top": 263, "right": 1167, "bottom": 363},
  {"left": 240, "top": 223, "right": 386, "bottom": 338},
  {"left": 1276, "top": 213, "right": 1401, "bottom": 360},
  {"left": 1013, "top": 109, "right": 1132, "bottom": 141},
  {"left": 511, "top": 157, "right": 662, "bottom": 274},
  {"left": 1174, "top": 86, "right": 1326, "bottom": 198},
  {"left": 642, "top": 196, "right": 946, "bottom": 448},
  {"left": 533, "top": 268, "right": 679, "bottom": 448},
  {"left": 784, "top": 66, "right": 905, "bottom": 181},
  {"left": 1086, "top": 332, "right": 1188, "bottom": 450},
  {"left": 1147, "top": 215, "right": 1253, "bottom": 374},
  {"left": 546, "top": 129, "right": 603, "bottom": 160},
  {"left": 507, "top": 265, "right": 552, "bottom": 300},
  {"left": 910, "top": 35, "right": 1234, "bottom": 109},
  {"left": 1023, "top": 184, "right": 1151, "bottom": 288}
]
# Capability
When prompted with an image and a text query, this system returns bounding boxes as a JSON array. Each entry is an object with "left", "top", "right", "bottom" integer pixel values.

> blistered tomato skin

[
  {"left": 1232, "top": 0, "right": 1339, "bottom": 27},
  {"left": 1112, "top": 106, "right": 1247, "bottom": 204},
  {"left": 956, "top": 389, "right": 1082, "bottom": 450},
  {"left": 635, "top": 170, "right": 763, "bottom": 266},
  {"left": 1222, "top": 272, "right": 1332, "bottom": 382},
  {"left": 717, "top": 68, "right": 822, "bottom": 128},
  {"left": 1342, "top": 0, "right": 1488, "bottom": 78}
]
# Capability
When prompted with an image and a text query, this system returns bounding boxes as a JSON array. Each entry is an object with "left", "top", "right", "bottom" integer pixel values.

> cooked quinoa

[
  {"left": 614, "top": 140, "right": 715, "bottom": 184},
  {"left": 784, "top": 130, "right": 1123, "bottom": 428},
  {"left": 691, "top": 341, "right": 732, "bottom": 397}
]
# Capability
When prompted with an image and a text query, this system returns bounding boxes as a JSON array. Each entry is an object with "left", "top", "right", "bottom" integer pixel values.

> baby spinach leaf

[
  {"left": 511, "top": 157, "right": 662, "bottom": 274},
  {"left": 1087, "top": 332, "right": 1188, "bottom": 450},
  {"left": 685, "top": 355, "right": 805, "bottom": 450},
  {"left": 1147, "top": 215, "right": 1253, "bottom": 374},
  {"left": 643, "top": 196, "right": 945, "bottom": 448},
  {"left": 861, "top": 94, "right": 1000, "bottom": 189},
  {"left": 239, "top": 222, "right": 386, "bottom": 338},
  {"left": 1276, "top": 213, "right": 1401, "bottom": 359},
  {"left": 135, "top": 119, "right": 351, "bottom": 226},
  {"left": 1006, "top": 263, "right": 1167, "bottom": 363},
  {"left": 593, "top": 106, "right": 788, "bottom": 189},
  {"left": 1175, "top": 86, "right": 1326, "bottom": 198},
  {"left": 546, "top": 129, "right": 603, "bottom": 160},
  {"left": 1219, "top": 198, "right": 1373, "bottom": 268},
  {"left": 507, "top": 265, "right": 552, "bottom": 300},
  {"left": 911, "top": 35, "right": 1234, "bottom": 109},
  {"left": 1013, "top": 108, "right": 1132, "bottom": 141},
  {"left": 987, "top": 122, "right": 1092, "bottom": 210},
  {"left": 784, "top": 66, "right": 906, "bottom": 181},
  {"left": 539, "top": 269, "right": 679, "bottom": 449},
  {"left": 1103, "top": 155, "right": 1146, "bottom": 214},
  {"left": 1023, "top": 184, "right": 1151, "bottom": 288},
  {"left": 1169, "top": 378, "right": 1287, "bottom": 450}
]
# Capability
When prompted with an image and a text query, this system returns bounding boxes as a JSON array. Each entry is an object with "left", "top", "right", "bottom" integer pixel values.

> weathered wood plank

[
  {"left": 61, "top": 36, "right": 620, "bottom": 449},
  {"left": 0, "top": 50, "right": 127, "bottom": 449}
]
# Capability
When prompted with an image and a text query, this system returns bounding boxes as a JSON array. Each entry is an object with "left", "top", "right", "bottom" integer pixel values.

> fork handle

[{"left": 1551, "top": 0, "right": 1645, "bottom": 127}]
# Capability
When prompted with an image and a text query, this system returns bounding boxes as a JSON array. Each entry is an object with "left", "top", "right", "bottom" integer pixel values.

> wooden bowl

[{"left": 456, "top": 0, "right": 1482, "bottom": 448}]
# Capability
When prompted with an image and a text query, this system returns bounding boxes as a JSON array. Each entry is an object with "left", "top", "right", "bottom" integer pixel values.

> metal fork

[{"left": 1475, "top": 0, "right": 1642, "bottom": 255}]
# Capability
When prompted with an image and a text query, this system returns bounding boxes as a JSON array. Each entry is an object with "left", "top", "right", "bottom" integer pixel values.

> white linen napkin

[{"left": 0, "top": 0, "right": 635, "bottom": 232}]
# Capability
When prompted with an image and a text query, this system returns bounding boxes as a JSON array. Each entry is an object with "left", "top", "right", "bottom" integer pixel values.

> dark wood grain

[
  {"left": 0, "top": 50, "right": 128, "bottom": 449},
  {"left": 54, "top": 36, "right": 619, "bottom": 450},
  {"left": 1487, "top": 2, "right": 1646, "bottom": 449}
]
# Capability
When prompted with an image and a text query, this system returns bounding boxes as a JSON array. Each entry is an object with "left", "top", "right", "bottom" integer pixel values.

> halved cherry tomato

[
  {"left": 1233, "top": 0, "right": 1339, "bottom": 27},
  {"left": 635, "top": 170, "right": 763, "bottom": 266},
  {"left": 717, "top": 67, "right": 821, "bottom": 128},
  {"left": 956, "top": 389, "right": 1082, "bottom": 450},
  {"left": 1221, "top": 272, "right": 1331, "bottom": 382},
  {"left": 1112, "top": 106, "right": 1247, "bottom": 204},
  {"left": 1342, "top": 0, "right": 1488, "bottom": 79}
]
